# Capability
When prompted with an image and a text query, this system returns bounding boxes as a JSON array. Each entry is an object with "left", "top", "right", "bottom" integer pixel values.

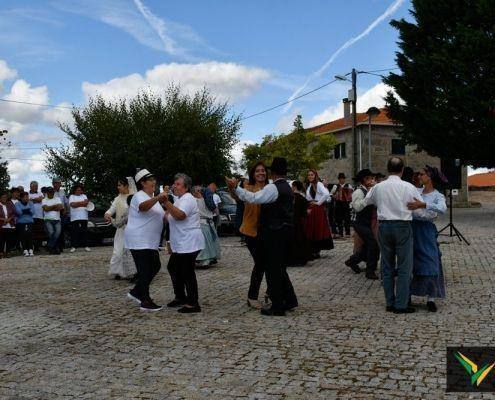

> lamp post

[{"left": 365, "top": 107, "right": 380, "bottom": 170}]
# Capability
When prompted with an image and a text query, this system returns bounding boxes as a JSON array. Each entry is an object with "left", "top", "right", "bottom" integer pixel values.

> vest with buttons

[
  {"left": 260, "top": 179, "right": 294, "bottom": 231},
  {"left": 354, "top": 186, "right": 374, "bottom": 226}
]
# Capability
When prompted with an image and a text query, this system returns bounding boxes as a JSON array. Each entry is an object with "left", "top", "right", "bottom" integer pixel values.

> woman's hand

[
  {"left": 225, "top": 177, "right": 238, "bottom": 190},
  {"left": 104, "top": 213, "right": 111, "bottom": 222}
]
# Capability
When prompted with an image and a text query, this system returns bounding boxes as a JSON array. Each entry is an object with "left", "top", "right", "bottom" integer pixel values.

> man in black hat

[
  {"left": 330, "top": 172, "right": 353, "bottom": 238},
  {"left": 345, "top": 169, "right": 379, "bottom": 280},
  {"left": 226, "top": 157, "right": 298, "bottom": 316}
]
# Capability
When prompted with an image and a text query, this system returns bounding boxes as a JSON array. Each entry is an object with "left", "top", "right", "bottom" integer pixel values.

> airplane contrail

[{"left": 283, "top": 0, "right": 405, "bottom": 113}]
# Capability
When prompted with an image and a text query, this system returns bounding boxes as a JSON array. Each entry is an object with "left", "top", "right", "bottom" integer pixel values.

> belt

[{"left": 378, "top": 220, "right": 411, "bottom": 223}]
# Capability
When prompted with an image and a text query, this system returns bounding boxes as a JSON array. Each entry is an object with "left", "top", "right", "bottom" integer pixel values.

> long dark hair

[
  {"left": 424, "top": 165, "right": 448, "bottom": 189},
  {"left": 306, "top": 169, "right": 320, "bottom": 199},
  {"left": 248, "top": 161, "right": 269, "bottom": 186}
]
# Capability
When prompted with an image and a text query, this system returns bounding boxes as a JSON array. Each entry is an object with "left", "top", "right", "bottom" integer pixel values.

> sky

[{"left": 1, "top": 0, "right": 485, "bottom": 186}]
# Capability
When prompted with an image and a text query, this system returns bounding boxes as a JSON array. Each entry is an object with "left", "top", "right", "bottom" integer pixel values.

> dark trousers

[
  {"left": 0, "top": 228, "right": 16, "bottom": 254},
  {"left": 17, "top": 223, "right": 34, "bottom": 251},
  {"left": 335, "top": 201, "right": 351, "bottom": 236},
  {"left": 327, "top": 201, "right": 337, "bottom": 234},
  {"left": 167, "top": 251, "right": 200, "bottom": 306},
  {"left": 130, "top": 249, "right": 161, "bottom": 302},
  {"left": 245, "top": 235, "right": 264, "bottom": 300},
  {"left": 260, "top": 226, "right": 298, "bottom": 312},
  {"left": 57, "top": 216, "right": 69, "bottom": 251},
  {"left": 71, "top": 220, "right": 88, "bottom": 248},
  {"left": 348, "top": 223, "right": 379, "bottom": 273}
]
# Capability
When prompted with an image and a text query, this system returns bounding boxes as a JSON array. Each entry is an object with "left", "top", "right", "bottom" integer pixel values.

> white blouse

[{"left": 306, "top": 181, "right": 330, "bottom": 205}]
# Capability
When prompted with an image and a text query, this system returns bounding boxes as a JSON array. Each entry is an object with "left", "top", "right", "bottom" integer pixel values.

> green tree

[
  {"left": 384, "top": 0, "right": 495, "bottom": 168},
  {"left": 45, "top": 86, "right": 241, "bottom": 200},
  {"left": 0, "top": 129, "right": 11, "bottom": 190},
  {"left": 242, "top": 115, "right": 336, "bottom": 179}
]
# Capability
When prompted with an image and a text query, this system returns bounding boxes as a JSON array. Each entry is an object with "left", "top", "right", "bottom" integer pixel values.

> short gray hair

[{"left": 174, "top": 173, "right": 192, "bottom": 191}]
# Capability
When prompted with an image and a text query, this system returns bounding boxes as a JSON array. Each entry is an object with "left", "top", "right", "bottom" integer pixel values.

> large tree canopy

[
  {"left": 384, "top": 0, "right": 495, "bottom": 167},
  {"left": 242, "top": 115, "right": 336, "bottom": 179},
  {"left": 0, "top": 130, "right": 11, "bottom": 190},
  {"left": 45, "top": 86, "right": 241, "bottom": 200}
]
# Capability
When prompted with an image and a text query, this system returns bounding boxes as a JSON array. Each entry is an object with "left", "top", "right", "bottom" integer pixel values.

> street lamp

[{"left": 365, "top": 107, "right": 380, "bottom": 169}]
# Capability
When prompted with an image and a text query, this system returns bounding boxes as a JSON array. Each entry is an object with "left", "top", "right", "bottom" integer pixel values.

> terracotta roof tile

[
  {"left": 468, "top": 171, "right": 495, "bottom": 187},
  {"left": 306, "top": 108, "right": 398, "bottom": 135}
]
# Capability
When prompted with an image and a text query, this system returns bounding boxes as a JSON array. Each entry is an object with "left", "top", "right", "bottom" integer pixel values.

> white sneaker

[
  {"left": 85, "top": 247, "right": 91, "bottom": 252},
  {"left": 29, "top": 250, "right": 34, "bottom": 256},
  {"left": 70, "top": 248, "right": 76, "bottom": 253},
  {"left": 23, "top": 250, "right": 29, "bottom": 257}
]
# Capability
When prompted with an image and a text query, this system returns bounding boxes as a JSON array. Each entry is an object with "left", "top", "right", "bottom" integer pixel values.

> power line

[
  {"left": 240, "top": 67, "right": 399, "bottom": 121},
  {"left": 241, "top": 79, "right": 338, "bottom": 121},
  {"left": 0, "top": 157, "right": 45, "bottom": 161},
  {"left": 0, "top": 98, "right": 73, "bottom": 109}
]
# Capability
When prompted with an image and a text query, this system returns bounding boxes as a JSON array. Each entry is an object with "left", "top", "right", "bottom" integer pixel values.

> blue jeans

[
  {"left": 378, "top": 221, "right": 413, "bottom": 309},
  {"left": 44, "top": 220, "right": 62, "bottom": 250}
]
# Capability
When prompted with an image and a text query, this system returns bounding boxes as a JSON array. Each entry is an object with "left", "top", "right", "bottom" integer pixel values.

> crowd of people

[
  {"left": 0, "top": 178, "right": 92, "bottom": 258},
  {"left": 2, "top": 155, "right": 448, "bottom": 317}
]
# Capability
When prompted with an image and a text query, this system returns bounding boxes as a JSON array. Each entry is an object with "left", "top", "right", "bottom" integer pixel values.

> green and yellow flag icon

[{"left": 455, "top": 351, "right": 495, "bottom": 387}]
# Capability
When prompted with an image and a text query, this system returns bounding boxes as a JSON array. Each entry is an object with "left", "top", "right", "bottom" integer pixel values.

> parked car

[{"left": 216, "top": 190, "right": 237, "bottom": 236}]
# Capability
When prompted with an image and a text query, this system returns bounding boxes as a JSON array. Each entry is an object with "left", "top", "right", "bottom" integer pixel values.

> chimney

[{"left": 342, "top": 98, "right": 351, "bottom": 121}]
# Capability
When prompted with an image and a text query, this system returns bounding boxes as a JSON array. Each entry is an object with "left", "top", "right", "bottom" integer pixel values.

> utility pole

[{"left": 351, "top": 68, "right": 358, "bottom": 178}]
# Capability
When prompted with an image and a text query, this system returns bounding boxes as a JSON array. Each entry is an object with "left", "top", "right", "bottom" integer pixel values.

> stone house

[{"left": 305, "top": 102, "right": 469, "bottom": 203}]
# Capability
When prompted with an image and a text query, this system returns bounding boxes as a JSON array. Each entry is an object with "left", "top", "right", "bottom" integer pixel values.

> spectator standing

[
  {"left": 69, "top": 184, "right": 91, "bottom": 253},
  {"left": 28, "top": 181, "right": 44, "bottom": 249},
  {"left": 0, "top": 191, "right": 16, "bottom": 258},
  {"left": 53, "top": 177, "right": 69, "bottom": 253},
  {"left": 331, "top": 173, "right": 353, "bottom": 238},
  {"left": 42, "top": 187, "right": 63, "bottom": 255},
  {"left": 15, "top": 192, "right": 35, "bottom": 256}
]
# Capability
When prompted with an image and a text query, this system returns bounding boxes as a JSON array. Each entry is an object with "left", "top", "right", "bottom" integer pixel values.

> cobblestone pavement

[{"left": 1, "top": 203, "right": 495, "bottom": 399}]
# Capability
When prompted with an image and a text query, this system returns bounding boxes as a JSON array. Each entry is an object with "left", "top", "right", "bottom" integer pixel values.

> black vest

[
  {"left": 354, "top": 186, "right": 374, "bottom": 226},
  {"left": 260, "top": 179, "right": 294, "bottom": 231}
]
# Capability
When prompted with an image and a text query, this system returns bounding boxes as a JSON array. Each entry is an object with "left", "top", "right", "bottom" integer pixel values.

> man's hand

[
  {"left": 225, "top": 177, "right": 238, "bottom": 190},
  {"left": 407, "top": 198, "right": 426, "bottom": 210},
  {"left": 163, "top": 185, "right": 170, "bottom": 195},
  {"left": 104, "top": 213, "right": 111, "bottom": 222}
]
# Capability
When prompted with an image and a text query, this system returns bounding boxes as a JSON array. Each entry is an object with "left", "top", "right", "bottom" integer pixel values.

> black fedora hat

[
  {"left": 268, "top": 157, "right": 288, "bottom": 175},
  {"left": 354, "top": 168, "right": 374, "bottom": 183}
]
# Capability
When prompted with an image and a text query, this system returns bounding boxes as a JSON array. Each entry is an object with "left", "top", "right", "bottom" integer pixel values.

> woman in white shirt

[
  {"left": 125, "top": 169, "right": 167, "bottom": 312},
  {"left": 104, "top": 178, "right": 136, "bottom": 280},
  {"left": 162, "top": 173, "right": 205, "bottom": 314},
  {"left": 305, "top": 169, "right": 334, "bottom": 259},
  {"left": 69, "top": 184, "right": 90, "bottom": 252}
]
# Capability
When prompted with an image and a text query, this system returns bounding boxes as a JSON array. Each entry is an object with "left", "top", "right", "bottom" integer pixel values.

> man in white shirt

[
  {"left": 362, "top": 157, "right": 419, "bottom": 314},
  {"left": 42, "top": 187, "right": 64, "bottom": 255}
]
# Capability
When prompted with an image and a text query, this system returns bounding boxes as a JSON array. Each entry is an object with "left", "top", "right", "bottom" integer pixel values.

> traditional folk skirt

[
  {"left": 305, "top": 203, "right": 334, "bottom": 250},
  {"left": 410, "top": 220, "right": 446, "bottom": 298}
]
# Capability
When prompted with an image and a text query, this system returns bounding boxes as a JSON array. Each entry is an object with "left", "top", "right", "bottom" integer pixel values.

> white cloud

[
  {"left": 0, "top": 60, "right": 17, "bottom": 85},
  {"left": 4, "top": 148, "right": 46, "bottom": 184},
  {"left": 82, "top": 61, "right": 270, "bottom": 103},
  {"left": 0, "top": 79, "right": 49, "bottom": 124},
  {"left": 42, "top": 102, "right": 73, "bottom": 126},
  {"left": 284, "top": 0, "right": 405, "bottom": 112},
  {"left": 274, "top": 108, "right": 303, "bottom": 134},
  {"left": 308, "top": 82, "right": 395, "bottom": 127},
  {"left": 231, "top": 139, "right": 255, "bottom": 175}
]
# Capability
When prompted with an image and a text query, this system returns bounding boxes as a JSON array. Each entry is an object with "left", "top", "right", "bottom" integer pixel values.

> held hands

[
  {"left": 407, "top": 198, "right": 426, "bottom": 210},
  {"left": 104, "top": 213, "right": 111, "bottom": 222},
  {"left": 225, "top": 176, "right": 238, "bottom": 190}
]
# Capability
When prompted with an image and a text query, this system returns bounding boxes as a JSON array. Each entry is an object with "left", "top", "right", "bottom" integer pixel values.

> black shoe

[
  {"left": 345, "top": 260, "right": 362, "bottom": 274},
  {"left": 178, "top": 305, "right": 201, "bottom": 313},
  {"left": 127, "top": 274, "right": 138, "bottom": 283},
  {"left": 261, "top": 308, "right": 286, "bottom": 316},
  {"left": 284, "top": 302, "right": 298, "bottom": 311},
  {"left": 127, "top": 290, "right": 142, "bottom": 304},
  {"left": 393, "top": 307, "right": 416, "bottom": 314},
  {"left": 209, "top": 259, "right": 218, "bottom": 265},
  {"left": 167, "top": 299, "right": 186, "bottom": 308},
  {"left": 114, "top": 275, "right": 122, "bottom": 281},
  {"left": 426, "top": 301, "right": 437, "bottom": 312},
  {"left": 140, "top": 300, "right": 162, "bottom": 312},
  {"left": 386, "top": 306, "right": 395, "bottom": 312},
  {"left": 365, "top": 271, "right": 379, "bottom": 280}
]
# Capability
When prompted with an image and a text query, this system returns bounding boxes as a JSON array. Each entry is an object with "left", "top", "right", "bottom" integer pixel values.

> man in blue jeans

[
  {"left": 363, "top": 157, "right": 419, "bottom": 313},
  {"left": 42, "top": 187, "right": 64, "bottom": 255}
]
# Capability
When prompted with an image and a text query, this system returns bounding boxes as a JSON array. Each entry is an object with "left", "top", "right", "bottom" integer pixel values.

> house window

[
  {"left": 334, "top": 143, "right": 346, "bottom": 159},
  {"left": 391, "top": 138, "right": 405, "bottom": 155}
]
